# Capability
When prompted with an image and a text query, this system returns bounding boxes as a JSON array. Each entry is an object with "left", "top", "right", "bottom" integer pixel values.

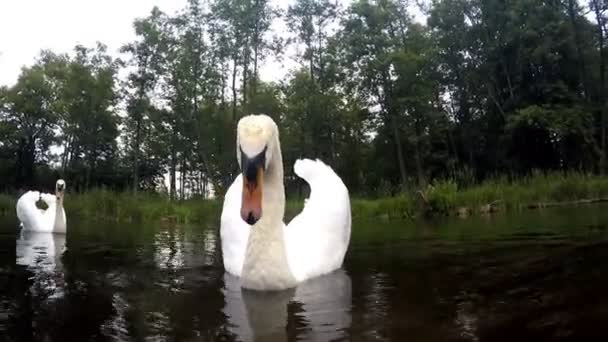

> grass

[
  {"left": 0, "top": 193, "right": 15, "bottom": 217},
  {"left": 2, "top": 172, "right": 608, "bottom": 223},
  {"left": 420, "top": 171, "right": 608, "bottom": 216},
  {"left": 63, "top": 189, "right": 221, "bottom": 224}
]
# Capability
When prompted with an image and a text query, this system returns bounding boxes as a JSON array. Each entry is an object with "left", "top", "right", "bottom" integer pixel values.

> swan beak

[{"left": 241, "top": 150, "right": 265, "bottom": 225}]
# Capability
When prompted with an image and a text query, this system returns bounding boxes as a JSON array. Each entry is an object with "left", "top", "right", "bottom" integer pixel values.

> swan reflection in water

[
  {"left": 16, "top": 230, "right": 67, "bottom": 299},
  {"left": 223, "top": 269, "right": 352, "bottom": 341}
]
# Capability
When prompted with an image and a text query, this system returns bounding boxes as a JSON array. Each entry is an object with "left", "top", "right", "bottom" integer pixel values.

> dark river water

[{"left": 2, "top": 205, "right": 608, "bottom": 341}]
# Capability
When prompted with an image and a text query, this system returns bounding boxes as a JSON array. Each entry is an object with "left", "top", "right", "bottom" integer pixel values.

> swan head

[
  {"left": 55, "top": 179, "right": 66, "bottom": 198},
  {"left": 236, "top": 114, "right": 278, "bottom": 225}
]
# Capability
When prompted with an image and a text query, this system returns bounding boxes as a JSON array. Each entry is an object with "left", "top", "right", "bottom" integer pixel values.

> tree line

[{"left": 1, "top": 0, "right": 607, "bottom": 199}]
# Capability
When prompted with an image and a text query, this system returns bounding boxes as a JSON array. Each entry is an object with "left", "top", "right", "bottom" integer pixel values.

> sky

[{"left": 0, "top": 0, "right": 426, "bottom": 88}]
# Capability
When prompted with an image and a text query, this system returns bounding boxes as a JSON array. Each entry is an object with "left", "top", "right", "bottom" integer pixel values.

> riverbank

[{"left": 1, "top": 172, "right": 608, "bottom": 223}]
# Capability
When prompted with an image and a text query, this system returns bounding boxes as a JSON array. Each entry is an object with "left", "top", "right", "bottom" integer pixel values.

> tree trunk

[
  {"left": 593, "top": 1, "right": 607, "bottom": 173},
  {"left": 389, "top": 111, "right": 408, "bottom": 193},
  {"left": 380, "top": 69, "right": 407, "bottom": 192},
  {"left": 242, "top": 37, "right": 250, "bottom": 113},
  {"left": 231, "top": 56, "right": 238, "bottom": 124},
  {"left": 133, "top": 111, "right": 141, "bottom": 193},
  {"left": 170, "top": 127, "right": 177, "bottom": 201},
  {"left": 567, "top": 0, "right": 590, "bottom": 101},
  {"left": 221, "top": 62, "right": 227, "bottom": 109},
  {"left": 180, "top": 157, "right": 186, "bottom": 200},
  {"left": 252, "top": 36, "right": 259, "bottom": 100},
  {"left": 251, "top": 0, "right": 260, "bottom": 98},
  {"left": 413, "top": 118, "right": 425, "bottom": 188}
]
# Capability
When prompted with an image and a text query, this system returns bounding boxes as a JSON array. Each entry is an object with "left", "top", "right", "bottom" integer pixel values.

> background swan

[
  {"left": 220, "top": 114, "right": 351, "bottom": 290},
  {"left": 16, "top": 179, "right": 67, "bottom": 233}
]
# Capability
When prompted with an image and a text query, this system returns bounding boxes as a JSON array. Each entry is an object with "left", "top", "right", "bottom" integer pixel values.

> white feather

[
  {"left": 220, "top": 175, "right": 250, "bottom": 276},
  {"left": 285, "top": 159, "right": 351, "bottom": 282}
]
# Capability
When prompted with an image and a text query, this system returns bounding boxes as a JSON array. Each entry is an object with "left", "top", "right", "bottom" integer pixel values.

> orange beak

[
  {"left": 240, "top": 147, "right": 266, "bottom": 225},
  {"left": 241, "top": 166, "right": 263, "bottom": 225}
]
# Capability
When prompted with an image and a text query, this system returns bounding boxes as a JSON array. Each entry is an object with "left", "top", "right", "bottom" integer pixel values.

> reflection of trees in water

[
  {"left": 345, "top": 249, "right": 483, "bottom": 342},
  {"left": 454, "top": 296, "right": 478, "bottom": 342},
  {"left": 110, "top": 225, "right": 229, "bottom": 339}
]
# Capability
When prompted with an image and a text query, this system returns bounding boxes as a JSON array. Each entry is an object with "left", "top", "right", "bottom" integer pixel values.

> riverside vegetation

[{"left": 2, "top": 172, "right": 608, "bottom": 223}]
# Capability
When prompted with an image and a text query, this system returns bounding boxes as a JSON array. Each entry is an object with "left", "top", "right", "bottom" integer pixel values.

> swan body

[
  {"left": 220, "top": 114, "right": 351, "bottom": 290},
  {"left": 16, "top": 180, "right": 67, "bottom": 233}
]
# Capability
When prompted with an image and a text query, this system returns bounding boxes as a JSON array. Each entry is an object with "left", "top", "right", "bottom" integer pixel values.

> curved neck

[{"left": 241, "top": 137, "right": 295, "bottom": 290}]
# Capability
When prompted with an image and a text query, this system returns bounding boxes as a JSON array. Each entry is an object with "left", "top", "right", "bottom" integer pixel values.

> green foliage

[
  {"left": 2, "top": 0, "right": 608, "bottom": 203},
  {"left": 422, "top": 172, "right": 608, "bottom": 214},
  {"left": 0, "top": 194, "right": 15, "bottom": 216},
  {"left": 64, "top": 189, "right": 221, "bottom": 224}
]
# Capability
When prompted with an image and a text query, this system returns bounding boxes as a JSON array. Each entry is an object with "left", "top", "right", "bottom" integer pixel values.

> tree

[
  {"left": 61, "top": 44, "right": 120, "bottom": 191},
  {"left": 0, "top": 52, "right": 65, "bottom": 188},
  {"left": 340, "top": 0, "right": 413, "bottom": 191},
  {"left": 121, "top": 7, "right": 168, "bottom": 193}
]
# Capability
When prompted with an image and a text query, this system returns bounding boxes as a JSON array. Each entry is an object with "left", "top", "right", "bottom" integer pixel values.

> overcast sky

[{"left": 0, "top": 0, "right": 425, "bottom": 88}]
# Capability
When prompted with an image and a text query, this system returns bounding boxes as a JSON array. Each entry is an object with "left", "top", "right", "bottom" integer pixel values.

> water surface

[{"left": 2, "top": 205, "right": 608, "bottom": 341}]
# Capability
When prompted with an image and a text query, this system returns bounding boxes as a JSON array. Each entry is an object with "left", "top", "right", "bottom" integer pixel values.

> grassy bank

[
  {"left": 64, "top": 190, "right": 222, "bottom": 224},
  {"left": 1, "top": 172, "right": 608, "bottom": 223},
  {"left": 337, "top": 172, "right": 608, "bottom": 220},
  {"left": 413, "top": 172, "right": 608, "bottom": 218}
]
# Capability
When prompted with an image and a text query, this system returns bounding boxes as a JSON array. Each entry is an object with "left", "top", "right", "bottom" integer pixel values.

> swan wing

[
  {"left": 39, "top": 193, "right": 57, "bottom": 205},
  {"left": 220, "top": 175, "right": 251, "bottom": 277},
  {"left": 16, "top": 191, "right": 47, "bottom": 232},
  {"left": 39, "top": 193, "right": 57, "bottom": 225},
  {"left": 285, "top": 159, "right": 351, "bottom": 282}
]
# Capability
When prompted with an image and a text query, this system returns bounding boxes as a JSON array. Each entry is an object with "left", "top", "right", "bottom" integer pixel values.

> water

[{"left": 2, "top": 205, "right": 608, "bottom": 341}]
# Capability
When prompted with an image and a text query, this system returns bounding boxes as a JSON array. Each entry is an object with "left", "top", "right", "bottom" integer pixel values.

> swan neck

[
  {"left": 241, "top": 136, "right": 295, "bottom": 290},
  {"left": 54, "top": 194, "right": 66, "bottom": 233},
  {"left": 263, "top": 140, "right": 284, "bottom": 220}
]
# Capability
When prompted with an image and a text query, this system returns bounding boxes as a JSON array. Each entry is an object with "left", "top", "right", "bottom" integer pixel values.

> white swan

[
  {"left": 16, "top": 179, "right": 67, "bottom": 233},
  {"left": 220, "top": 114, "right": 351, "bottom": 290}
]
